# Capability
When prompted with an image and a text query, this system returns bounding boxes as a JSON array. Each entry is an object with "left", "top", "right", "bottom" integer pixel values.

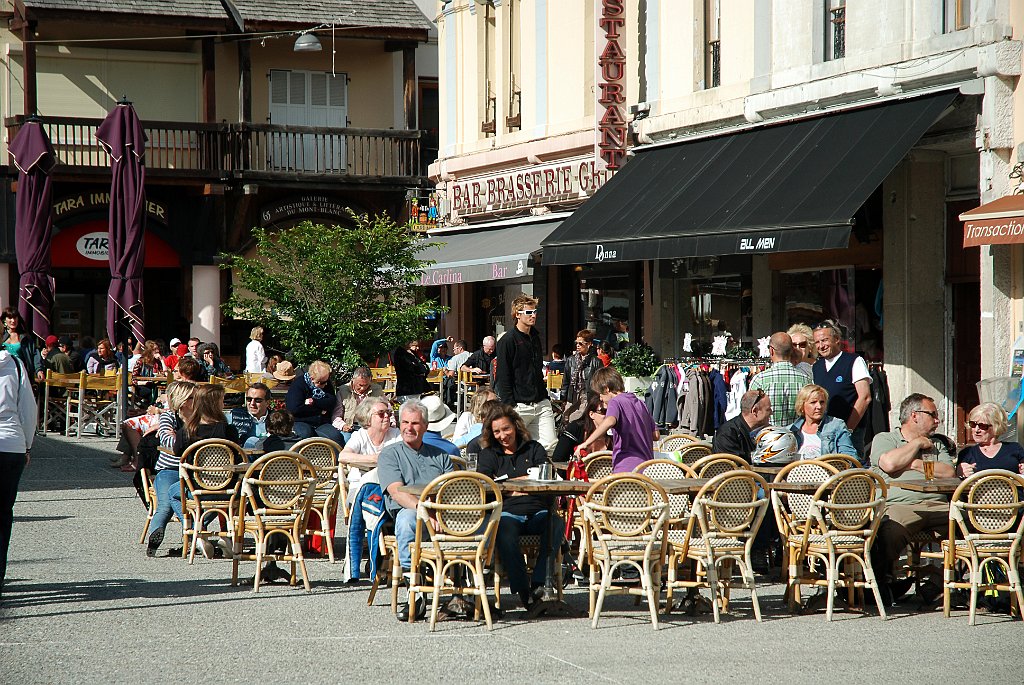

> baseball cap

[
  {"left": 169, "top": 337, "right": 182, "bottom": 347},
  {"left": 45, "top": 334, "right": 59, "bottom": 346}
]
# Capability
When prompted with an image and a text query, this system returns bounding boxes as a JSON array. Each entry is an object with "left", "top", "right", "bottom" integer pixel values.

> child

[{"left": 574, "top": 367, "right": 658, "bottom": 473}]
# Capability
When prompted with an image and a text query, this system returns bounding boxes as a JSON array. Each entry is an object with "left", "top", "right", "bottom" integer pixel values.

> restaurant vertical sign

[{"left": 597, "top": 0, "right": 627, "bottom": 170}]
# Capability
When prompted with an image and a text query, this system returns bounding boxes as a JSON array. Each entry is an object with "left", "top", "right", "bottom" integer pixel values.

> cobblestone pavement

[{"left": 1, "top": 434, "right": 1022, "bottom": 684}]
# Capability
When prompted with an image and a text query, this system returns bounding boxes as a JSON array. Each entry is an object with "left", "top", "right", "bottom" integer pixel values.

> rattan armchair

[
  {"left": 582, "top": 473, "right": 669, "bottom": 629},
  {"left": 408, "top": 471, "right": 503, "bottom": 630},
  {"left": 942, "top": 469, "right": 1024, "bottom": 625},
  {"left": 817, "top": 454, "right": 861, "bottom": 471},
  {"left": 672, "top": 442, "right": 713, "bottom": 465},
  {"left": 680, "top": 469, "right": 770, "bottom": 623},
  {"left": 292, "top": 437, "right": 344, "bottom": 562},
  {"left": 692, "top": 453, "right": 752, "bottom": 479},
  {"left": 178, "top": 438, "right": 247, "bottom": 563},
  {"left": 787, "top": 469, "right": 889, "bottom": 620},
  {"left": 230, "top": 451, "right": 317, "bottom": 591},
  {"left": 656, "top": 434, "right": 700, "bottom": 452}
]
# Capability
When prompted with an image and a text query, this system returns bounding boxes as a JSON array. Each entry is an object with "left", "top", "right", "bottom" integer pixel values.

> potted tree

[{"left": 612, "top": 342, "right": 660, "bottom": 396}]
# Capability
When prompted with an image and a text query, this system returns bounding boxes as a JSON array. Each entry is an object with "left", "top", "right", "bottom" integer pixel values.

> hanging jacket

[
  {"left": 347, "top": 481, "right": 388, "bottom": 581},
  {"left": 708, "top": 368, "right": 729, "bottom": 430},
  {"left": 647, "top": 364, "right": 678, "bottom": 428}
]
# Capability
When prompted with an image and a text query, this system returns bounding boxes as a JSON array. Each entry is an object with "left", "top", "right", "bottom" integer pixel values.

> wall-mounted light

[{"left": 293, "top": 32, "right": 322, "bottom": 52}]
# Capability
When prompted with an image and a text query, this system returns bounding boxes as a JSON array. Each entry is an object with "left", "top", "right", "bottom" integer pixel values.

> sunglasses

[
  {"left": 246, "top": 396, "right": 267, "bottom": 403},
  {"left": 519, "top": 309, "right": 539, "bottom": 316},
  {"left": 967, "top": 420, "right": 992, "bottom": 431},
  {"left": 792, "top": 341, "right": 808, "bottom": 349},
  {"left": 373, "top": 410, "right": 393, "bottom": 419},
  {"left": 914, "top": 409, "right": 939, "bottom": 419},
  {"left": 575, "top": 340, "right": 589, "bottom": 346}
]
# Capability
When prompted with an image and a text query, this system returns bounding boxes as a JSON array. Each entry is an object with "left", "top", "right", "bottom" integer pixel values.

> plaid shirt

[{"left": 749, "top": 361, "right": 811, "bottom": 427}]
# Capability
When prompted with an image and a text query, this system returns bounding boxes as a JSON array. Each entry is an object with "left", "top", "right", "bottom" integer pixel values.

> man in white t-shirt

[
  {"left": 443, "top": 340, "right": 471, "bottom": 405},
  {"left": 811, "top": 322, "right": 871, "bottom": 456}
]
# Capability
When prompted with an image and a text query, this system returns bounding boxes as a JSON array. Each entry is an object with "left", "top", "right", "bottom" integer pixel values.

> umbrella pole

[{"left": 120, "top": 327, "right": 129, "bottom": 433}]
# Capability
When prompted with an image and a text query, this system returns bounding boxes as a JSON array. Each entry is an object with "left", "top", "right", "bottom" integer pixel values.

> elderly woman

[
  {"left": 340, "top": 398, "right": 402, "bottom": 503},
  {"left": 285, "top": 359, "right": 345, "bottom": 444},
  {"left": 245, "top": 326, "right": 268, "bottom": 374},
  {"left": 787, "top": 323, "right": 816, "bottom": 378},
  {"left": 956, "top": 403, "right": 1024, "bottom": 477},
  {"left": 789, "top": 383, "right": 860, "bottom": 463},
  {"left": 560, "top": 329, "right": 602, "bottom": 420}
]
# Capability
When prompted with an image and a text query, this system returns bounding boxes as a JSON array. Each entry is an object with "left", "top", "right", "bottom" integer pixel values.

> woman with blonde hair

[
  {"left": 789, "top": 383, "right": 859, "bottom": 463},
  {"left": 285, "top": 359, "right": 345, "bottom": 443},
  {"left": 452, "top": 387, "right": 497, "bottom": 447},
  {"left": 246, "top": 326, "right": 267, "bottom": 373},
  {"left": 146, "top": 380, "right": 198, "bottom": 556},
  {"left": 787, "top": 323, "right": 816, "bottom": 378},
  {"left": 956, "top": 402, "right": 1024, "bottom": 477},
  {"left": 174, "top": 384, "right": 239, "bottom": 457}
]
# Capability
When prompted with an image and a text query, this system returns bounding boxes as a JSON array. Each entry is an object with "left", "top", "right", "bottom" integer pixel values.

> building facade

[
  {"left": 2, "top": 0, "right": 436, "bottom": 366},
  {"left": 436, "top": 0, "right": 1023, "bottom": 442}
]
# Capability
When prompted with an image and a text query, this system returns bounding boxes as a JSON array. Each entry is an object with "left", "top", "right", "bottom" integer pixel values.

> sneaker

[
  {"left": 397, "top": 596, "right": 425, "bottom": 622},
  {"left": 146, "top": 528, "right": 165, "bottom": 557},
  {"left": 212, "top": 538, "right": 234, "bottom": 559},
  {"left": 199, "top": 539, "right": 215, "bottom": 559}
]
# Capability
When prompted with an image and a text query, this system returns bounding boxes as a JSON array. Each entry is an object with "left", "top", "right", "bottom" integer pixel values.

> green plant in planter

[{"left": 612, "top": 342, "right": 660, "bottom": 378}]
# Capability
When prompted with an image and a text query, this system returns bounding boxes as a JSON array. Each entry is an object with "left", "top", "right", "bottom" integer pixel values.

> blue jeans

[
  {"left": 0, "top": 451, "right": 27, "bottom": 584},
  {"left": 294, "top": 422, "right": 346, "bottom": 446},
  {"left": 395, "top": 507, "right": 419, "bottom": 570},
  {"left": 150, "top": 468, "right": 183, "bottom": 534},
  {"left": 494, "top": 510, "right": 561, "bottom": 595}
]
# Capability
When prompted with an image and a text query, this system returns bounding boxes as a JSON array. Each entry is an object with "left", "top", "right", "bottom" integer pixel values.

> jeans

[
  {"left": 150, "top": 468, "right": 183, "bottom": 534},
  {"left": 515, "top": 400, "right": 557, "bottom": 449},
  {"left": 294, "top": 422, "right": 346, "bottom": 446},
  {"left": 494, "top": 510, "right": 562, "bottom": 595},
  {"left": 0, "top": 451, "right": 27, "bottom": 584},
  {"left": 394, "top": 507, "right": 419, "bottom": 570}
]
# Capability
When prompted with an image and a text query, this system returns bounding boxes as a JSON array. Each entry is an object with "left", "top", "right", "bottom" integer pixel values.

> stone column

[{"left": 191, "top": 265, "right": 221, "bottom": 345}]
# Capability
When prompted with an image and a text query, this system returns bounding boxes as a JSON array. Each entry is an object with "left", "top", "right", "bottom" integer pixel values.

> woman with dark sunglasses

[{"left": 956, "top": 403, "right": 1024, "bottom": 477}]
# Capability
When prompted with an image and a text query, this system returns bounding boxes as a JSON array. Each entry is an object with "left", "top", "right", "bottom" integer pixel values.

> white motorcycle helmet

[{"left": 751, "top": 426, "right": 798, "bottom": 465}]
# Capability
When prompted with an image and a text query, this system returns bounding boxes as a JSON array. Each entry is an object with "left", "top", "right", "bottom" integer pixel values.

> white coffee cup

[{"left": 526, "top": 466, "right": 540, "bottom": 479}]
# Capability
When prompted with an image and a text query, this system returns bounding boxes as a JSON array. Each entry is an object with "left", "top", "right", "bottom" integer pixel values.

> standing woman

[
  {"left": 0, "top": 347, "right": 36, "bottom": 598},
  {"left": 574, "top": 367, "right": 658, "bottom": 473},
  {"left": 246, "top": 326, "right": 268, "bottom": 374},
  {"left": 0, "top": 307, "right": 43, "bottom": 383},
  {"left": 560, "top": 330, "right": 602, "bottom": 421}
]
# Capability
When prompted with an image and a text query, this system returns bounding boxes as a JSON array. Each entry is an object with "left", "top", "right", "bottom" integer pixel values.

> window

[
  {"left": 268, "top": 69, "right": 348, "bottom": 172},
  {"left": 944, "top": 0, "right": 971, "bottom": 32},
  {"left": 825, "top": 0, "right": 845, "bottom": 61},
  {"left": 705, "top": 0, "right": 721, "bottom": 89}
]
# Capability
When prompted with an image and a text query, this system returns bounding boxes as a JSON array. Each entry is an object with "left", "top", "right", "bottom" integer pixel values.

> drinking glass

[
  {"left": 465, "top": 451, "right": 478, "bottom": 471},
  {"left": 922, "top": 451, "right": 937, "bottom": 481}
]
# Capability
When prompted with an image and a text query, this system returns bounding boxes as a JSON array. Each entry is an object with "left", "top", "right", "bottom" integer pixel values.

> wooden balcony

[{"left": 5, "top": 116, "right": 425, "bottom": 185}]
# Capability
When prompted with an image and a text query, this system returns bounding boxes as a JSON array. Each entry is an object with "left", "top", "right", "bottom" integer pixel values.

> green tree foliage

[{"left": 221, "top": 214, "right": 442, "bottom": 376}]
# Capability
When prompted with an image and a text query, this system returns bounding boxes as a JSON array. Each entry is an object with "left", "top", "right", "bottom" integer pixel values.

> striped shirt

[
  {"left": 749, "top": 361, "right": 811, "bottom": 427},
  {"left": 154, "top": 411, "right": 182, "bottom": 471}
]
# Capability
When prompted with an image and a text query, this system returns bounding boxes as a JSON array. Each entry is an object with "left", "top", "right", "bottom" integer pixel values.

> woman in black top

[
  {"left": 477, "top": 404, "right": 561, "bottom": 610},
  {"left": 552, "top": 395, "right": 610, "bottom": 462},
  {"left": 393, "top": 341, "right": 428, "bottom": 398},
  {"left": 175, "top": 384, "right": 240, "bottom": 457}
]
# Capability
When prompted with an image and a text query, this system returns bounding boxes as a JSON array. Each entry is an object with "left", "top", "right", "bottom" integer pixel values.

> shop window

[
  {"left": 673, "top": 276, "right": 752, "bottom": 355},
  {"left": 824, "top": 0, "right": 846, "bottom": 61},
  {"left": 580, "top": 275, "right": 634, "bottom": 351},
  {"left": 780, "top": 267, "right": 883, "bottom": 362},
  {"left": 943, "top": 0, "right": 971, "bottom": 32}
]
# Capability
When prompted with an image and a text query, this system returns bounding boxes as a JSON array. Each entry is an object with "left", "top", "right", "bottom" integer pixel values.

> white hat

[
  {"left": 169, "top": 337, "right": 182, "bottom": 347},
  {"left": 421, "top": 394, "right": 455, "bottom": 432}
]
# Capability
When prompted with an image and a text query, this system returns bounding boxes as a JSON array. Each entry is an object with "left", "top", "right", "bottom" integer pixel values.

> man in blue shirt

[{"left": 419, "top": 395, "right": 459, "bottom": 456}]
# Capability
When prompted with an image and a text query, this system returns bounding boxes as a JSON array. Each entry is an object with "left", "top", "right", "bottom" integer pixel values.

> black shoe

[
  {"left": 517, "top": 589, "right": 535, "bottom": 611},
  {"left": 397, "top": 596, "right": 426, "bottom": 622},
  {"left": 146, "top": 528, "right": 165, "bottom": 557}
]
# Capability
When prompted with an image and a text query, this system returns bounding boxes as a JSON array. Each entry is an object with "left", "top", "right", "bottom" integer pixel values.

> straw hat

[
  {"left": 421, "top": 394, "right": 455, "bottom": 432},
  {"left": 273, "top": 360, "right": 297, "bottom": 381}
]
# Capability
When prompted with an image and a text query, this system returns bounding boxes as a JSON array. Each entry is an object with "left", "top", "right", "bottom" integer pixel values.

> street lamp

[{"left": 293, "top": 31, "right": 322, "bottom": 52}]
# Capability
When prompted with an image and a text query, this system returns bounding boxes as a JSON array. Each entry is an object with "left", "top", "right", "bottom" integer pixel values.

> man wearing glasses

[
  {"left": 749, "top": 332, "right": 810, "bottom": 427},
  {"left": 811, "top": 322, "right": 871, "bottom": 456},
  {"left": 227, "top": 382, "right": 272, "bottom": 449},
  {"left": 560, "top": 329, "right": 601, "bottom": 421},
  {"left": 494, "top": 295, "right": 557, "bottom": 447},
  {"left": 711, "top": 389, "right": 773, "bottom": 462},
  {"left": 869, "top": 393, "right": 955, "bottom": 605}
]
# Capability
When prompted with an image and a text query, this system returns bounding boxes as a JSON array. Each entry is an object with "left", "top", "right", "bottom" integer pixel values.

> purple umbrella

[
  {"left": 96, "top": 102, "right": 146, "bottom": 346},
  {"left": 9, "top": 119, "right": 56, "bottom": 343}
]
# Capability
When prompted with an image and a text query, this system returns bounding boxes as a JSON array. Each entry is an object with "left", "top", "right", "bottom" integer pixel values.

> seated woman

[
  {"left": 145, "top": 380, "right": 198, "bottom": 557},
  {"left": 284, "top": 359, "right": 345, "bottom": 444},
  {"left": 86, "top": 338, "right": 119, "bottom": 375},
  {"left": 340, "top": 398, "right": 402, "bottom": 504},
  {"left": 198, "top": 342, "right": 234, "bottom": 379},
  {"left": 789, "top": 384, "right": 861, "bottom": 464},
  {"left": 452, "top": 388, "right": 497, "bottom": 448},
  {"left": 957, "top": 402, "right": 1024, "bottom": 477},
  {"left": 552, "top": 395, "right": 610, "bottom": 462},
  {"left": 132, "top": 340, "right": 165, "bottom": 408},
  {"left": 254, "top": 410, "right": 303, "bottom": 454},
  {"left": 174, "top": 384, "right": 240, "bottom": 456},
  {"left": 476, "top": 404, "right": 561, "bottom": 611}
]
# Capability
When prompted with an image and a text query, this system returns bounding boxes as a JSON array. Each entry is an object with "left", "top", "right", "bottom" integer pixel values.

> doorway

[{"left": 947, "top": 199, "right": 981, "bottom": 446}]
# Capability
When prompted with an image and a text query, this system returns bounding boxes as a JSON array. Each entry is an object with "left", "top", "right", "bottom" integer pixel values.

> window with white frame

[{"left": 824, "top": 0, "right": 845, "bottom": 61}]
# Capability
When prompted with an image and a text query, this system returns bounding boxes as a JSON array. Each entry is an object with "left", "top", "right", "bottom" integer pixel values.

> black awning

[{"left": 541, "top": 91, "right": 956, "bottom": 265}]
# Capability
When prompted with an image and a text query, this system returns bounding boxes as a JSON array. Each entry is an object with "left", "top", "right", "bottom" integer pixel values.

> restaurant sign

[
  {"left": 597, "top": 0, "right": 627, "bottom": 170},
  {"left": 419, "top": 258, "right": 528, "bottom": 286},
  {"left": 53, "top": 192, "right": 168, "bottom": 225},
  {"left": 447, "top": 156, "right": 612, "bottom": 220}
]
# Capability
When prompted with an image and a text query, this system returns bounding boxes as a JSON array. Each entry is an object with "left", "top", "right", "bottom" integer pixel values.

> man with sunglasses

[
  {"left": 711, "top": 388, "right": 773, "bottom": 462},
  {"left": 811, "top": 322, "right": 872, "bottom": 457},
  {"left": 749, "top": 332, "right": 810, "bottom": 427},
  {"left": 226, "top": 382, "right": 272, "bottom": 448},
  {"left": 494, "top": 295, "right": 557, "bottom": 447},
  {"left": 869, "top": 393, "right": 955, "bottom": 605}
]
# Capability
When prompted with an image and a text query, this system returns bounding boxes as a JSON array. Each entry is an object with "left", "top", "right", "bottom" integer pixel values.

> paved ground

[{"left": 1, "top": 434, "right": 1022, "bottom": 684}]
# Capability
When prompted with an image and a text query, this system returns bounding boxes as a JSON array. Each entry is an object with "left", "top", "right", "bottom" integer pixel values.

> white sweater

[
  {"left": 0, "top": 351, "right": 36, "bottom": 452},
  {"left": 245, "top": 339, "right": 267, "bottom": 373}
]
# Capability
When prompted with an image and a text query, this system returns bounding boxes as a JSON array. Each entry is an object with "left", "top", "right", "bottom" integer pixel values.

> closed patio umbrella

[{"left": 9, "top": 117, "right": 57, "bottom": 342}]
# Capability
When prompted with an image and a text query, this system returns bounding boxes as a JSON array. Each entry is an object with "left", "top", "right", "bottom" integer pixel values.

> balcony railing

[{"left": 5, "top": 116, "right": 424, "bottom": 181}]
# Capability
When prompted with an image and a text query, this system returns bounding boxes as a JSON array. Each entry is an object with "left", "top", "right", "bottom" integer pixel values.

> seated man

[
  {"left": 870, "top": 393, "right": 955, "bottom": 603},
  {"left": 377, "top": 399, "right": 454, "bottom": 621},
  {"left": 711, "top": 389, "right": 773, "bottom": 462},
  {"left": 226, "top": 382, "right": 272, "bottom": 449},
  {"left": 331, "top": 366, "right": 385, "bottom": 441}
]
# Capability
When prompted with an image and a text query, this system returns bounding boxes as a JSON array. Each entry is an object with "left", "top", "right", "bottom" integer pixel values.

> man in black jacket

[
  {"left": 711, "top": 389, "right": 773, "bottom": 462},
  {"left": 494, "top": 295, "right": 556, "bottom": 447}
]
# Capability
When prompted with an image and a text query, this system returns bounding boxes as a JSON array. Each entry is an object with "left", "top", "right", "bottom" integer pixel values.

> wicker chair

[
  {"left": 657, "top": 434, "right": 699, "bottom": 452},
  {"left": 230, "top": 451, "right": 317, "bottom": 591},
  {"left": 787, "top": 469, "right": 889, "bottom": 620},
  {"left": 942, "top": 469, "right": 1024, "bottom": 625},
  {"left": 582, "top": 473, "right": 669, "bottom": 629},
  {"left": 366, "top": 527, "right": 402, "bottom": 614},
  {"left": 672, "top": 442, "right": 713, "bottom": 466},
  {"left": 680, "top": 469, "right": 770, "bottom": 623},
  {"left": 408, "top": 471, "right": 503, "bottom": 631},
  {"left": 770, "top": 459, "right": 841, "bottom": 609},
  {"left": 292, "top": 437, "right": 344, "bottom": 563},
  {"left": 817, "top": 454, "right": 861, "bottom": 471},
  {"left": 178, "top": 438, "right": 247, "bottom": 563},
  {"left": 692, "top": 453, "right": 752, "bottom": 479},
  {"left": 568, "top": 451, "right": 615, "bottom": 556},
  {"left": 41, "top": 370, "right": 79, "bottom": 434}
]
